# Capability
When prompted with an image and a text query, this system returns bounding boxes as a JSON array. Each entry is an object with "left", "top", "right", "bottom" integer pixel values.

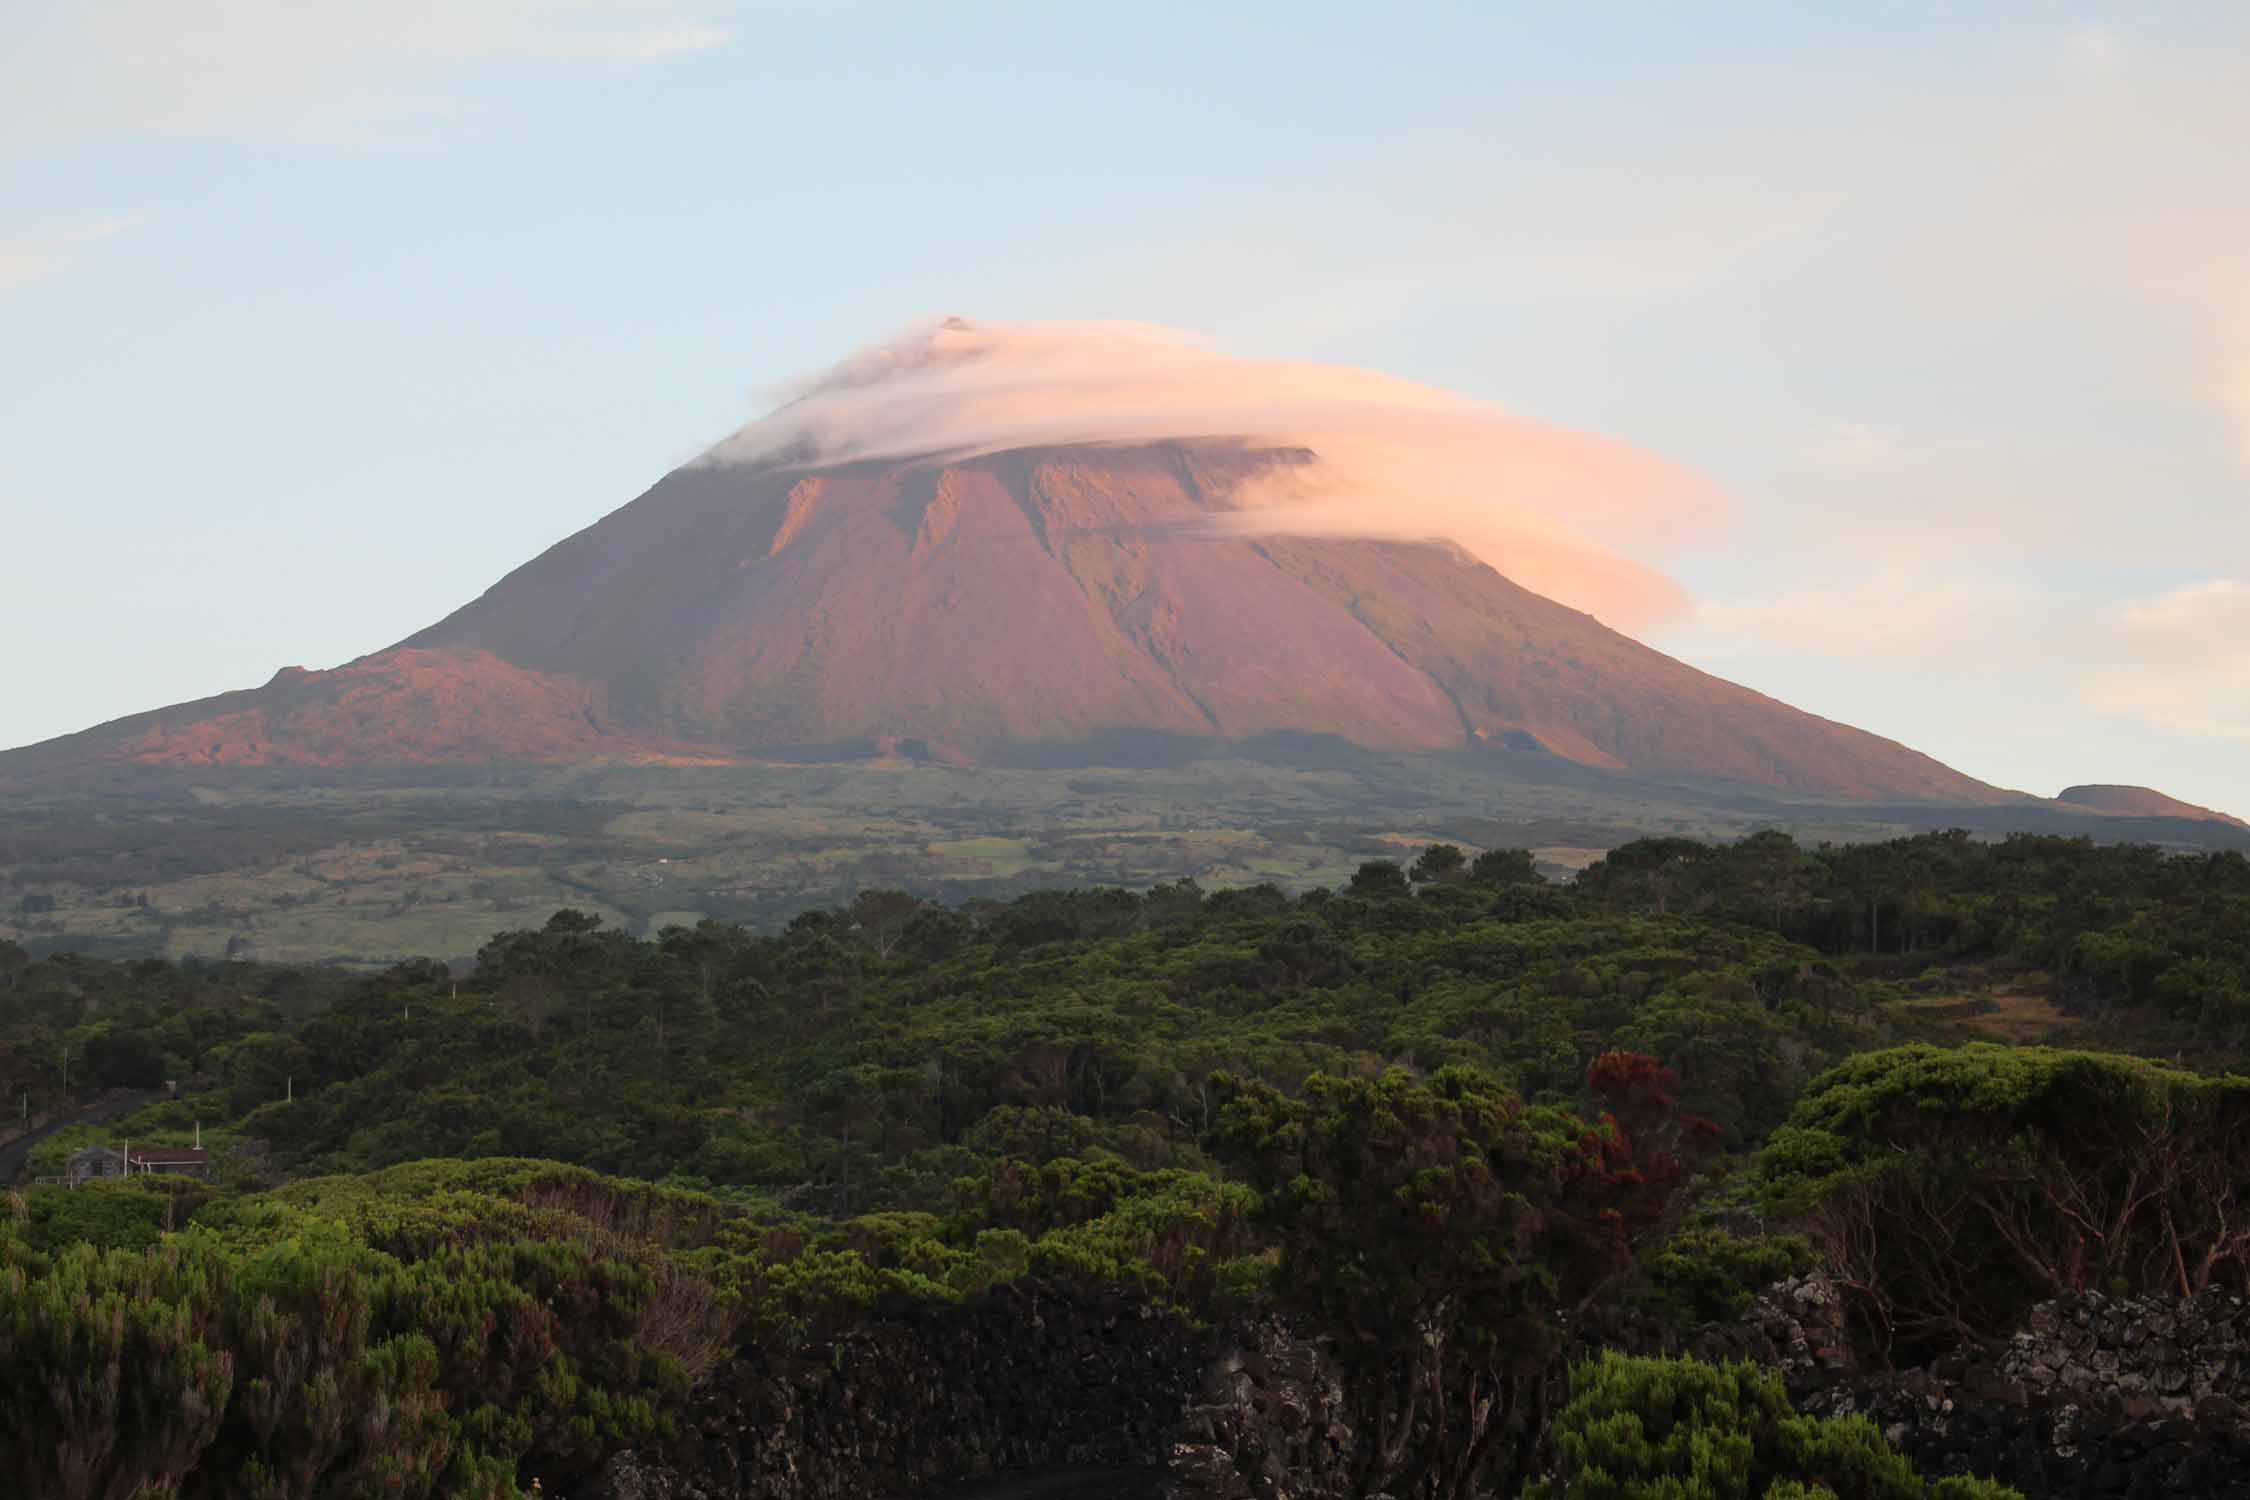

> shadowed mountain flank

[{"left": 4, "top": 440, "right": 2012, "bottom": 803}]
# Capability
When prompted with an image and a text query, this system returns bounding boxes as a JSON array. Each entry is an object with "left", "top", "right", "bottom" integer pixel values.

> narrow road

[{"left": 0, "top": 1089, "right": 154, "bottom": 1185}]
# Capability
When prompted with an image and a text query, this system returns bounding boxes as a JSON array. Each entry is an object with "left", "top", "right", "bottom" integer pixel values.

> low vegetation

[
  {"left": 1536, "top": 1353, "right": 2018, "bottom": 1499},
  {"left": 2, "top": 827, "right": 2242, "bottom": 1496}
]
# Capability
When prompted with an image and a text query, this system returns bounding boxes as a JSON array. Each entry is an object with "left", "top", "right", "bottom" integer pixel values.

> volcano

[
  {"left": 5, "top": 438, "right": 2009, "bottom": 803},
  {"left": 0, "top": 318, "right": 2092, "bottom": 805},
  {"left": 398, "top": 438, "right": 2011, "bottom": 799}
]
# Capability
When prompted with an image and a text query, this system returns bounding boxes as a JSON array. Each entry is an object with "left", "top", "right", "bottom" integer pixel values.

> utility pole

[{"left": 285, "top": 1075, "right": 293, "bottom": 1104}]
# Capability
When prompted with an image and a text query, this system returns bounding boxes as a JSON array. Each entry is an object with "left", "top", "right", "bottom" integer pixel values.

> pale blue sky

[{"left": 4, "top": 2, "right": 2246, "bottom": 810}]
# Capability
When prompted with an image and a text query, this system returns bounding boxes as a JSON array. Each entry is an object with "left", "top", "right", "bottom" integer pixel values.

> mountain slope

[
  {"left": 407, "top": 440, "right": 2005, "bottom": 800},
  {"left": 4, "top": 440, "right": 2012, "bottom": 803},
  {"left": 0, "top": 649, "right": 720, "bottom": 778}
]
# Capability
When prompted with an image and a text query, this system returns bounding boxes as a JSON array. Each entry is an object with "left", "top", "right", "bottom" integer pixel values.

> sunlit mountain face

[{"left": 1, "top": 319, "right": 2018, "bottom": 803}]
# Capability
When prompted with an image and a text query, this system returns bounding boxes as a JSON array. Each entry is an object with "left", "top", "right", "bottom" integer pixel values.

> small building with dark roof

[{"left": 65, "top": 1143, "right": 211, "bottom": 1187}]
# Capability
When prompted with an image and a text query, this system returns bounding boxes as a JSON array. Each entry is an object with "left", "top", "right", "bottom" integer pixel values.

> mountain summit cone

[
  {"left": 8, "top": 431, "right": 2004, "bottom": 802},
  {"left": 4, "top": 321, "right": 2025, "bottom": 805},
  {"left": 405, "top": 438, "right": 2007, "bottom": 799}
]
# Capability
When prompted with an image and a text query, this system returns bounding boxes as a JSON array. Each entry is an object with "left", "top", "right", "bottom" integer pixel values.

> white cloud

[
  {"left": 1675, "top": 573, "right": 2250, "bottom": 752},
  {"left": 710, "top": 317, "right": 1721, "bottom": 631},
  {"left": 1126, "top": 23, "right": 2250, "bottom": 481},
  {"left": 0, "top": 0, "right": 729, "bottom": 145},
  {"left": 0, "top": 246, "right": 68, "bottom": 294},
  {"left": 526, "top": 22, "right": 732, "bottom": 59},
  {"left": 2081, "top": 579, "right": 2250, "bottom": 742},
  {"left": 1598, "top": 25, "right": 2250, "bottom": 734},
  {"left": 2058, "top": 22, "right": 2130, "bottom": 78},
  {"left": 1674, "top": 566, "right": 2051, "bottom": 674},
  {"left": 0, "top": 217, "right": 137, "bottom": 294},
  {"left": 2221, "top": 310, "right": 2250, "bottom": 471},
  {"left": 1802, "top": 423, "right": 1896, "bottom": 471}
]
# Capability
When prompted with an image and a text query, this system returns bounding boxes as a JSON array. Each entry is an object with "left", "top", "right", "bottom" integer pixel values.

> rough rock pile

[{"left": 1743, "top": 1280, "right": 2250, "bottom": 1500}]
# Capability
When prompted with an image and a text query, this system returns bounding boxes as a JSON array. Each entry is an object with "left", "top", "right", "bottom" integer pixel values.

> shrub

[
  {"left": 1534, "top": 1352, "right": 2020, "bottom": 1500},
  {"left": 1759, "top": 1044, "right": 2250, "bottom": 1355}
]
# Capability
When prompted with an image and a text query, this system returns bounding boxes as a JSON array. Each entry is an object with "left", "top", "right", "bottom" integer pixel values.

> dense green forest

[{"left": 3, "top": 829, "right": 2246, "bottom": 1496}]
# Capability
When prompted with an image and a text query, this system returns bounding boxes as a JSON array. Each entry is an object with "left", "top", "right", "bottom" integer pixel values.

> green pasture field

[{"left": 6, "top": 751, "right": 2237, "bottom": 965}]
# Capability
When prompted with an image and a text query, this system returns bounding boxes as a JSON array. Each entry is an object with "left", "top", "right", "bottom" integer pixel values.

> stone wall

[
  {"left": 1732, "top": 1279, "right": 2250, "bottom": 1500},
  {"left": 1159, "top": 1313, "right": 1355, "bottom": 1500},
  {"left": 584, "top": 1281, "right": 1354, "bottom": 1500},
  {"left": 587, "top": 1272, "right": 2250, "bottom": 1500}
]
